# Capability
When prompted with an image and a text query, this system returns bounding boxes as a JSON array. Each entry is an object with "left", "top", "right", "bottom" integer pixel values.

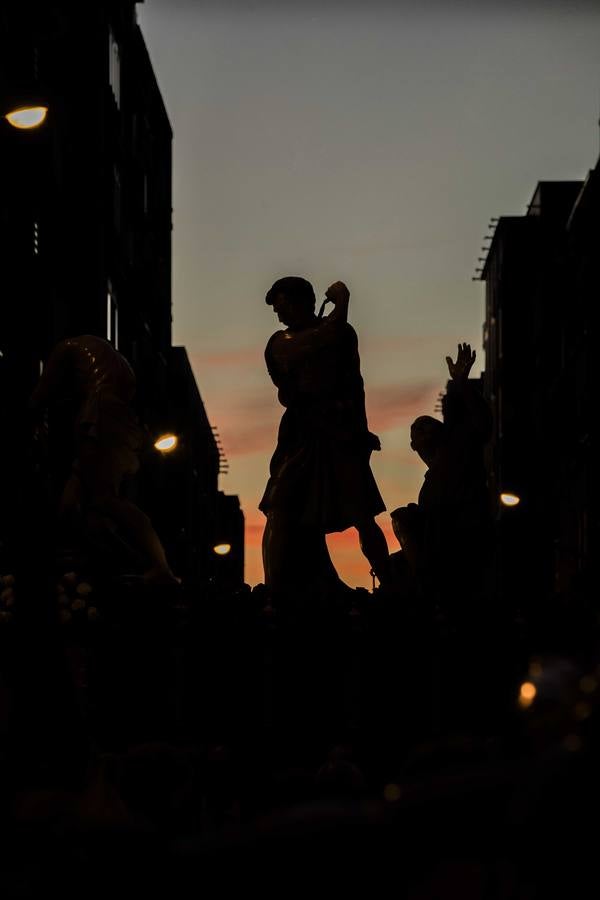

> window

[
  {"left": 106, "top": 290, "right": 112, "bottom": 342},
  {"left": 107, "top": 281, "right": 119, "bottom": 349},
  {"left": 109, "top": 27, "right": 121, "bottom": 109}
]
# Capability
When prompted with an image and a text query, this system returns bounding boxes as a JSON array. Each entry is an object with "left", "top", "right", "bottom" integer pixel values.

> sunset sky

[{"left": 139, "top": 1, "right": 600, "bottom": 588}]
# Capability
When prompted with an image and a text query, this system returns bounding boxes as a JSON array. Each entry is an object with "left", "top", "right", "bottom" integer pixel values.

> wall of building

[
  {"left": 0, "top": 2, "right": 244, "bottom": 584},
  {"left": 481, "top": 174, "right": 596, "bottom": 612}
]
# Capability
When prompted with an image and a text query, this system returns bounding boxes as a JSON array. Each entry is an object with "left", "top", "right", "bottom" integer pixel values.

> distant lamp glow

[
  {"left": 154, "top": 433, "right": 178, "bottom": 453},
  {"left": 518, "top": 681, "right": 537, "bottom": 709},
  {"left": 383, "top": 783, "right": 402, "bottom": 803},
  {"left": 5, "top": 106, "right": 48, "bottom": 129},
  {"left": 500, "top": 492, "right": 521, "bottom": 508},
  {"left": 529, "top": 660, "right": 543, "bottom": 678},
  {"left": 213, "top": 543, "right": 231, "bottom": 556}
]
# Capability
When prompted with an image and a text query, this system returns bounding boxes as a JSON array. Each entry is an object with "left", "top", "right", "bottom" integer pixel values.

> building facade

[
  {"left": 1, "top": 2, "right": 172, "bottom": 407},
  {"left": 0, "top": 1, "right": 244, "bottom": 584},
  {"left": 481, "top": 173, "right": 597, "bottom": 612}
]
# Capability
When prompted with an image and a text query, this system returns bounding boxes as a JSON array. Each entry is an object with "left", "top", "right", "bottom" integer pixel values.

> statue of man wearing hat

[{"left": 260, "top": 277, "right": 390, "bottom": 594}]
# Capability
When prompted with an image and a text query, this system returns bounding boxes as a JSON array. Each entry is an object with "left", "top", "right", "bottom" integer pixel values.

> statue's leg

[
  {"left": 305, "top": 529, "right": 343, "bottom": 586},
  {"left": 264, "top": 510, "right": 352, "bottom": 594},
  {"left": 262, "top": 515, "right": 273, "bottom": 585},
  {"left": 262, "top": 508, "right": 293, "bottom": 590},
  {"left": 356, "top": 517, "right": 392, "bottom": 587}
]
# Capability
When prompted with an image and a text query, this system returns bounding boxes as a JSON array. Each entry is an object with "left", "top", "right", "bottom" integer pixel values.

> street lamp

[
  {"left": 154, "top": 433, "right": 178, "bottom": 453},
  {"left": 500, "top": 492, "right": 520, "bottom": 508},
  {"left": 518, "top": 681, "right": 537, "bottom": 709},
  {"left": 5, "top": 105, "right": 48, "bottom": 130},
  {"left": 213, "top": 543, "right": 231, "bottom": 556}
]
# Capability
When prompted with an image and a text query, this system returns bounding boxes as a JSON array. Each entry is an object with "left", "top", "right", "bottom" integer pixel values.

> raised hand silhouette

[{"left": 445, "top": 343, "right": 476, "bottom": 382}]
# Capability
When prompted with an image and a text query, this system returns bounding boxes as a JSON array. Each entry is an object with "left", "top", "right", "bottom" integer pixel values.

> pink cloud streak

[
  {"left": 188, "top": 347, "right": 263, "bottom": 370},
  {"left": 189, "top": 332, "right": 453, "bottom": 373},
  {"left": 366, "top": 381, "right": 440, "bottom": 432},
  {"left": 207, "top": 378, "right": 439, "bottom": 460}
]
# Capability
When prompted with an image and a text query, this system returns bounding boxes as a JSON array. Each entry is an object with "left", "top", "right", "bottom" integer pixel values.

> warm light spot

[
  {"left": 574, "top": 702, "right": 591, "bottom": 721},
  {"left": 529, "top": 660, "right": 543, "bottom": 678},
  {"left": 580, "top": 675, "right": 597, "bottom": 695},
  {"left": 383, "top": 783, "right": 402, "bottom": 803},
  {"left": 213, "top": 543, "right": 232, "bottom": 556},
  {"left": 500, "top": 492, "right": 520, "bottom": 507},
  {"left": 518, "top": 681, "right": 537, "bottom": 708},
  {"left": 5, "top": 106, "right": 48, "bottom": 129},
  {"left": 154, "top": 433, "right": 178, "bottom": 452}
]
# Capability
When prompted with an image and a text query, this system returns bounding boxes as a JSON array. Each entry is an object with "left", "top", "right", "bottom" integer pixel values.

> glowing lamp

[
  {"left": 500, "top": 492, "right": 520, "bottom": 508},
  {"left": 213, "top": 543, "right": 231, "bottom": 556},
  {"left": 5, "top": 106, "right": 48, "bottom": 129},
  {"left": 154, "top": 433, "right": 178, "bottom": 452},
  {"left": 518, "top": 681, "right": 537, "bottom": 709}
]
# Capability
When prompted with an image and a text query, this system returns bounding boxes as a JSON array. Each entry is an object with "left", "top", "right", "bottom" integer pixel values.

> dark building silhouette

[
  {"left": 481, "top": 169, "right": 597, "bottom": 611},
  {"left": 144, "top": 346, "right": 222, "bottom": 583},
  {"left": 1, "top": 3, "right": 171, "bottom": 388},
  {"left": 0, "top": 2, "right": 244, "bottom": 583},
  {"left": 215, "top": 491, "right": 245, "bottom": 587}
]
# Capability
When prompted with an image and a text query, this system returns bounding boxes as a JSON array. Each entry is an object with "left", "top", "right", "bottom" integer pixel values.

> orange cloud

[
  {"left": 188, "top": 346, "right": 263, "bottom": 370},
  {"left": 361, "top": 333, "right": 456, "bottom": 354},
  {"left": 209, "top": 378, "right": 439, "bottom": 460},
  {"left": 245, "top": 520, "right": 265, "bottom": 543},
  {"left": 190, "top": 333, "right": 452, "bottom": 372},
  {"left": 222, "top": 422, "right": 278, "bottom": 457},
  {"left": 366, "top": 380, "right": 440, "bottom": 432},
  {"left": 208, "top": 391, "right": 279, "bottom": 457}
]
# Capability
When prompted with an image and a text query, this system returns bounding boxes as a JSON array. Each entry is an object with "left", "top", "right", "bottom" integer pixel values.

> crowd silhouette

[{"left": 0, "top": 276, "right": 597, "bottom": 898}]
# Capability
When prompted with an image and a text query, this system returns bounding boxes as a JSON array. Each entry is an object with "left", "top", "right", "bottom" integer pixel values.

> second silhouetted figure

[{"left": 410, "top": 343, "right": 493, "bottom": 615}]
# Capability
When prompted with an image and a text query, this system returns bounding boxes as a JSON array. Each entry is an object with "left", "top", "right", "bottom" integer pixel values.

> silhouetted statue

[
  {"left": 29, "top": 335, "right": 179, "bottom": 585},
  {"left": 260, "top": 277, "right": 390, "bottom": 593},
  {"left": 409, "top": 343, "right": 492, "bottom": 613}
]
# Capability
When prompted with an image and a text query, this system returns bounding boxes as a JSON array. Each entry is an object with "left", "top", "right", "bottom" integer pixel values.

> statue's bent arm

[{"left": 269, "top": 297, "right": 349, "bottom": 372}]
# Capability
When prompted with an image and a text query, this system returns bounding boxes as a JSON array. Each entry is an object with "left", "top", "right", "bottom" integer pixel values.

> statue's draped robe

[{"left": 260, "top": 318, "right": 385, "bottom": 532}]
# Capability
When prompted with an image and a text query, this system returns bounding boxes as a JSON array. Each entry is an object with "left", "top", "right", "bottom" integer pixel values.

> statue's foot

[
  {"left": 373, "top": 580, "right": 400, "bottom": 597},
  {"left": 142, "top": 566, "right": 182, "bottom": 587}
]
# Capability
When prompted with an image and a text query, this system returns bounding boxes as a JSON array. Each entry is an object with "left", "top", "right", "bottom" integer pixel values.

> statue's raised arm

[{"left": 266, "top": 280, "right": 350, "bottom": 374}]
